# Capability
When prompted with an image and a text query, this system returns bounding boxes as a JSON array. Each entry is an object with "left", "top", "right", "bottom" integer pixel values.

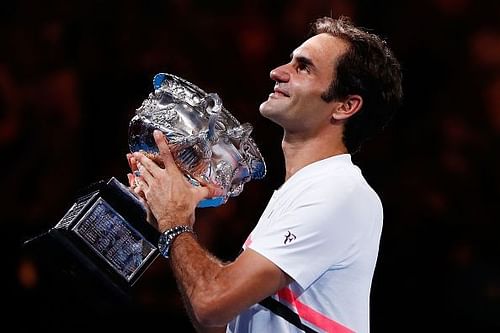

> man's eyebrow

[{"left": 290, "top": 53, "right": 316, "bottom": 69}]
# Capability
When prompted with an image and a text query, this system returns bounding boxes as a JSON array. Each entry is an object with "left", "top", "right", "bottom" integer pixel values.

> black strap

[{"left": 259, "top": 296, "right": 318, "bottom": 333}]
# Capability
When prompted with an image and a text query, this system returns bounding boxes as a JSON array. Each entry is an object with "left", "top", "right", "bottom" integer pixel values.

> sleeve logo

[{"left": 284, "top": 230, "right": 297, "bottom": 244}]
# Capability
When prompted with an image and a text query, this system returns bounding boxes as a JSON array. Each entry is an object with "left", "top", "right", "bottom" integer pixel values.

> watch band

[{"left": 158, "top": 225, "right": 195, "bottom": 258}]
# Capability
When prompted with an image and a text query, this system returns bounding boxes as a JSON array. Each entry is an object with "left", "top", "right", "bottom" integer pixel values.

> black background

[{"left": 2, "top": 0, "right": 499, "bottom": 331}]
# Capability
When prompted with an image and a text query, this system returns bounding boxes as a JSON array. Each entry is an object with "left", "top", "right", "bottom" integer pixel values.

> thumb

[{"left": 193, "top": 183, "right": 224, "bottom": 202}]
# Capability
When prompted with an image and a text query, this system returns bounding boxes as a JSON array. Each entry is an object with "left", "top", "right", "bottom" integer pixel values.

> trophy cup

[
  {"left": 129, "top": 73, "right": 266, "bottom": 207},
  {"left": 23, "top": 73, "right": 266, "bottom": 294}
]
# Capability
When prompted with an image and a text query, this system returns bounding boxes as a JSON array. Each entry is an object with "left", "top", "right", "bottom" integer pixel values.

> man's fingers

[
  {"left": 138, "top": 162, "right": 154, "bottom": 185},
  {"left": 153, "top": 130, "right": 178, "bottom": 172},
  {"left": 132, "top": 151, "right": 162, "bottom": 178},
  {"left": 206, "top": 183, "right": 225, "bottom": 198},
  {"left": 127, "top": 173, "right": 135, "bottom": 188},
  {"left": 127, "top": 153, "right": 138, "bottom": 171},
  {"left": 193, "top": 176, "right": 225, "bottom": 198},
  {"left": 193, "top": 183, "right": 225, "bottom": 203},
  {"left": 194, "top": 186, "right": 211, "bottom": 203},
  {"left": 133, "top": 184, "right": 146, "bottom": 199}
]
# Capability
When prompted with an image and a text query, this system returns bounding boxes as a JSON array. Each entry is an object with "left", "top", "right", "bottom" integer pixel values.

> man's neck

[{"left": 281, "top": 130, "right": 348, "bottom": 181}]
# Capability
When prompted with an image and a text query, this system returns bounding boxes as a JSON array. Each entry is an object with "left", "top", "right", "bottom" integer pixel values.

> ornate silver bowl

[{"left": 128, "top": 73, "right": 266, "bottom": 207}]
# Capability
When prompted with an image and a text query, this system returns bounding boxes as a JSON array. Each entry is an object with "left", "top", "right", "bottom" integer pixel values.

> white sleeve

[{"left": 248, "top": 178, "right": 378, "bottom": 290}]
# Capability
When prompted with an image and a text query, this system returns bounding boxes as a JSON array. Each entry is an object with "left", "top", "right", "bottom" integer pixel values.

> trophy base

[
  {"left": 22, "top": 177, "right": 161, "bottom": 306},
  {"left": 22, "top": 229, "right": 134, "bottom": 303}
]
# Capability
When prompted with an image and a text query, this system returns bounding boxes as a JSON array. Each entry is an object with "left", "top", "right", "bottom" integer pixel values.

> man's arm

[
  {"left": 132, "top": 130, "right": 291, "bottom": 327},
  {"left": 169, "top": 233, "right": 290, "bottom": 327}
]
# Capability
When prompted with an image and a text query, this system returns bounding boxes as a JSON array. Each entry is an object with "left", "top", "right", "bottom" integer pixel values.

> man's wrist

[
  {"left": 158, "top": 225, "right": 195, "bottom": 259},
  {"left": 157, "top": 214, "right": 194, "bottom": 233}
]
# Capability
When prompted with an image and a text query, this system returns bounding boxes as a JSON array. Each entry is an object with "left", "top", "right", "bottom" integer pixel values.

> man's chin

[
  {"left": 259, "top": 100, "right": 280, "bottom": 117},
  {"left": 259, "top": 108, "right": 283, "bottom": 127},
  {"left": 259, "top": 103, "right": 273, "bottom": 120},
  {"left": 259, "top": 101, "right": 269, "bottom": 115}
]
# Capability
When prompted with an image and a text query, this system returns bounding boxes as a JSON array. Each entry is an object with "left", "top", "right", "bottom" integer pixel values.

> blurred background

[{"left": 2, "top": 0, "right": 499, "bottom": 331}]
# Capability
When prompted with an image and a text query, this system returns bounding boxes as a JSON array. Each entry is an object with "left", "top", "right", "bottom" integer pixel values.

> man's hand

[
  {"left": 132, "top": 130, "right": 221, "bottom": 232},
  {"left": 126, "top": 153, "right": 158, "bottom": 226},
  {"left": 126, "top": 152, "right": 140, "bottom": 192}
]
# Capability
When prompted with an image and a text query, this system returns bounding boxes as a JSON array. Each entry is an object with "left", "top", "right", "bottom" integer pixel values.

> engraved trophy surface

[
  {"left": 23, "top": 73, "right": 266, "bottom": 293},
  {"left": 129, "top": 73, "right": 266, "bottom": 207}
]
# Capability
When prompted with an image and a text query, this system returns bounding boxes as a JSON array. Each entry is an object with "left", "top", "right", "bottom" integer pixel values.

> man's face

[{"left": 259, "top": 33, "right": 349, "bottom": 133}]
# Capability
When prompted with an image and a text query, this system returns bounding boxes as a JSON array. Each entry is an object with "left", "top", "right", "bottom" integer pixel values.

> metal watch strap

[{"left": 158, "top": 225, "right": 194, "bottom": 258}]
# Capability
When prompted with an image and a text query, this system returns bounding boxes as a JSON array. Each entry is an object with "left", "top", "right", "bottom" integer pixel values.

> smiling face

[{"left": 259, "top": 33, "right": 350, "bottom": 135}]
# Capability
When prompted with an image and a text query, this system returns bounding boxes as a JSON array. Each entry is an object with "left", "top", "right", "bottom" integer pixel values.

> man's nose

[{"left": 270, "top": 64, "right": 290, "bottom": 83}]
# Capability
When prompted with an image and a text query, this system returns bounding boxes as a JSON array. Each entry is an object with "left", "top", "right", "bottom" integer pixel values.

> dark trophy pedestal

[{"left": 23, "top": 177, "right": 160, "bottom": 303}]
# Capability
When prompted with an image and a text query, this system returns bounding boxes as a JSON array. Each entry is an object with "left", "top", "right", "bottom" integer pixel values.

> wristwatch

[{"left": 158, "top": 225, "right": 195, "bottom": 258}]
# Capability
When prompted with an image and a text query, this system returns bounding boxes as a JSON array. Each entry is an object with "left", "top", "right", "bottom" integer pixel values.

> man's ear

[{"left": 332, "top": 95, "right": 363, "bottom": 121}]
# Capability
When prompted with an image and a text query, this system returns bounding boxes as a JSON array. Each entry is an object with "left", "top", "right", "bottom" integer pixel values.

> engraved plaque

[
  {"left": 73, "top": 198, "right": 156, "bottom": 282},
  {"left": 24, "top": 177, "right": 160, "bottom": 291}
]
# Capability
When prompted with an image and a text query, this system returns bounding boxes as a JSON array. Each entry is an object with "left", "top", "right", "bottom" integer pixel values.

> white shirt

[{"left": 227, "top": 154, "right": 383, "bottom": 333}]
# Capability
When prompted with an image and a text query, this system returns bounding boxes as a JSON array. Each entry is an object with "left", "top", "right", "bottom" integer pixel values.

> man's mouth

[{"left": 271, "top": 87, "right": 290, "bottom": 97}]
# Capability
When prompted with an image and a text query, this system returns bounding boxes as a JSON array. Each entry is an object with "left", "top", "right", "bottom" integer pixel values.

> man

[{"left": 130, "top": 16, "right": 402, "bottom": 333}]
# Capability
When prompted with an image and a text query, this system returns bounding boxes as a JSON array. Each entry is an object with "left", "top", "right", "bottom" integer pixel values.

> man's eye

[{"left": 297, "top": 63, "right": 310, "bottom": 73}]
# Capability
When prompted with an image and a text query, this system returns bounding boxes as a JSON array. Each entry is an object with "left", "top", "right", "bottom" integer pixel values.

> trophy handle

[
  {"left": 153, "top": 73, "right": 168, "bottom": 90},
  {"left": 203, "top": 93, "right": 222, "bottom": 144}
]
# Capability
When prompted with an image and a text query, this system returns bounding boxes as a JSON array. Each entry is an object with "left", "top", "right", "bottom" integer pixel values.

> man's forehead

[{"left": 293, "top": 33, "right": 348, "bottom": 63}]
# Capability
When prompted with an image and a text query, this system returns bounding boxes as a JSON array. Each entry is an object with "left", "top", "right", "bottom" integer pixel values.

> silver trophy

[
  {"left": 129, "top": 73, "right": 266, "bottom": 207},
  {"left": 24, "top": 73, "right": 266, "bottom": 291}
]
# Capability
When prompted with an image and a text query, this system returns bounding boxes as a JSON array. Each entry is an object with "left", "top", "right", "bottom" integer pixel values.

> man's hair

[{"left": 312, "top": 16, "right": 403, "bottom": 153}]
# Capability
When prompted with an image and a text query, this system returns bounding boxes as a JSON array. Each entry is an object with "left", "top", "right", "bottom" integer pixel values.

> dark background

[{"left": 2, "top": 0, "right": 499, "bottom": 331}]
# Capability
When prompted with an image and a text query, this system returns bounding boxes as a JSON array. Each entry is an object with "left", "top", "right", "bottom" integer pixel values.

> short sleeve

[{"left": 248, "top": 177, "right": 378, "bottom": 290}]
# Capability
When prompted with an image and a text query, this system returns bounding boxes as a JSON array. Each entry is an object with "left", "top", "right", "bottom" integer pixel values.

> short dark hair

[{"left": 312, "top": 16, "right": 403, "bottom": 153}]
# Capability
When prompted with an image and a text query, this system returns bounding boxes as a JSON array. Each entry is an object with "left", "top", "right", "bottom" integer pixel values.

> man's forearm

[
  {"left": 178, "top": 289, "right": 226, "bottom": 333},
  {"left": 162, "top": 220, "right": 289, "bottom": 328},
  {"left": 169, "top": 232, "right": 231, "bottom": 327}
]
